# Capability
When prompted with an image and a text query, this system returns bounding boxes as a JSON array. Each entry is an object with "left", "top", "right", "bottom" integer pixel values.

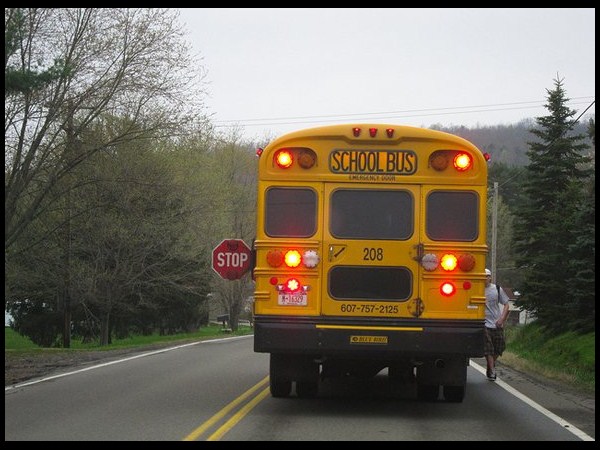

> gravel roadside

[{"left": 5, "top": 342, "right": 186, "bottom": 387}]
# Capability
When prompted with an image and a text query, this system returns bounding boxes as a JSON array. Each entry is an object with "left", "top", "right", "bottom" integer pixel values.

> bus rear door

[{"left": 321, "top": 183, "right": 421, "bottom": 319}]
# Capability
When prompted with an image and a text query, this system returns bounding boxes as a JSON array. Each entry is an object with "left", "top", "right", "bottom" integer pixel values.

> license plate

[{"left": 278, "top": 292, "right": 307, "bottom": 306}]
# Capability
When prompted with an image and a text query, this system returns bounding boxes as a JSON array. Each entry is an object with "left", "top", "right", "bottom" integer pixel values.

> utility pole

[
  {"left": 491, "top": 182, "right": 498, "bottom": 284},
  {"left": 62, "top": 102, "right": 74, "bottom": 348}
]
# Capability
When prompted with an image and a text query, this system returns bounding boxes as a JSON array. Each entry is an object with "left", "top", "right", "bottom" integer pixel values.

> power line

[{"left": 213, "top": 97, "right": 595, "bottom": 128}]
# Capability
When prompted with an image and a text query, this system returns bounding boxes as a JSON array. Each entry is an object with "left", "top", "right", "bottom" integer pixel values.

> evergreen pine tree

[
  {"left": 513, "top": 76, "right": 591, "bottom": 332},
  {"left": 564, "top": 175, "right": 595, "bottom": 333},
  {"left": 564, "top": 119, "right": 595, "bottom": 333}
]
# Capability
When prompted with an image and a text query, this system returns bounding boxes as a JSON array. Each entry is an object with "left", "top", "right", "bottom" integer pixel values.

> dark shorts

[{"left": 484, "top": 327, "right": 506, "bottom": 357}]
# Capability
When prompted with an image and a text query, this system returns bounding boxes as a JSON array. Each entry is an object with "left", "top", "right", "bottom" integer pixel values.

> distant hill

[{"left": 430, "top": 116, "right": 594, "bottom": 167}]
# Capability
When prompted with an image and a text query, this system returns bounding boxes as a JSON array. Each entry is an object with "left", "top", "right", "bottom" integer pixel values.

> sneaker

[{"left": 487, "top": 370, "right": 497, "bottom": 381}]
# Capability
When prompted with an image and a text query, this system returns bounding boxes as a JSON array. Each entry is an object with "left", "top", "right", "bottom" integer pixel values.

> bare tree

[{"left": 5, "top": 8, "right": 207, "bottom": 251}]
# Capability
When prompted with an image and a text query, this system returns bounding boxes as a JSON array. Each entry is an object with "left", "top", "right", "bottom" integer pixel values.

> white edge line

[
  {"left": 470, "top": 359, "right": 594, "bottom": 441},
  {"left": 5, "top": 334, "right": 252, "bottom": 392}
]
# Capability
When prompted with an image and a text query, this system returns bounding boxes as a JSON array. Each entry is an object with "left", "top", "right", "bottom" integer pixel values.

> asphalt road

[{"left": 4, "top": 335, "right": 594, "bottom": 441}]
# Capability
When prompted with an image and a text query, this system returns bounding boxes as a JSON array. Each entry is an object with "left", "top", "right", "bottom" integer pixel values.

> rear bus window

[
  {"left": 265, "top": 187, "right": 317, "bottom": 237},
  {"left": 330, "top": 189, "right": 413, "bottom": 240},
  {"left": 426, "top": 191, "right": 478, "bottom": 241}
]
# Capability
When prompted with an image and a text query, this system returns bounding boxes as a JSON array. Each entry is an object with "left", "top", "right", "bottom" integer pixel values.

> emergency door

[{"left": 321, "top": 183, "right": 421, "bottom": 318}]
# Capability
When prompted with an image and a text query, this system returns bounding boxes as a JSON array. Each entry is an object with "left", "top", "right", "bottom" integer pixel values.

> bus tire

[{"left": 270, "top": 354, "right": 292, "bottom": 398}]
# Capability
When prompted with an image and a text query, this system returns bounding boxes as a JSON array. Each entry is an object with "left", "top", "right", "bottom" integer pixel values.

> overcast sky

[{"left": 178, "top": 8, "right": 595, "bottom": 142}]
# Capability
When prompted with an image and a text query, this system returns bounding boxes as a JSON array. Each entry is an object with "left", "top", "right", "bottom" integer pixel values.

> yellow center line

[
  {"left": 182, "top": 375, "right": 269, "bottom": 441},
  {"left": 207, "top": 386, "right": 271, "bottom": 441}
]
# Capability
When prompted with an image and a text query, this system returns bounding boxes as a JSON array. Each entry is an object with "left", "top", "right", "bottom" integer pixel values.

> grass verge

[
  {"left": 505, "top": 323, "right": 595, "bottom": 393},
  {"left": 5, "top": 324, "right": 254, "bottom": 352}
]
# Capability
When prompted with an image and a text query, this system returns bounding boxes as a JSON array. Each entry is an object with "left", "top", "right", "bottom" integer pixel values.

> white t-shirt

[{"left": 485, "top": 283, "right": 510, "bottom": 329}]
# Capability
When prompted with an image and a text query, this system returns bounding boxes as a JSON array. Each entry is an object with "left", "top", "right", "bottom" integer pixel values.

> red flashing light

[
  {"left": 369, "top": 128, "right": 377, "bottom": 137},
  {"left": 453, "top": 153, "right": 472, "bottom": 171},
  {"left": 352, "top": 127, "right": 361, "bottom": 137},
  {"left": 386, "top": 128, "right": 394, "bottom": 138},
  {"left": 275, "top": 150, "right": 293, "bottom": 168}
]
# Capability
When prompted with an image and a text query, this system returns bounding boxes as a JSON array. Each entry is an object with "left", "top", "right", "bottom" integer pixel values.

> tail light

[
  {"left": 440, "top": 282, "right": 456, "bottom": 297},
  {"left": 284, "top": 250, "right": 301, "bottom": 268},
  {"left": 440, "top": 254, "right": 458, "bottom": 271},
  {"left": 267, "top": 249, "right": 319, "bottom": 269},
  {"left": 421, "top": 252, "right": 475, "bottom": 272},
  {"left": 421, "top": 253, "right": 439, "bottom": 271},
  {"left": 302, "top": 250, "right": 319, "bottom": 268},
  {"left": 458, "top": 254, "right": 476, "bottom": 271},
  {"left": 266, "top": 250, "right": 284, "bottom": 267}
]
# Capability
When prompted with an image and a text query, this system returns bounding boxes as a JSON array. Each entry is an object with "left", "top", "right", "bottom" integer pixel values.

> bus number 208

[{"left": 363, "top": 247, "right": 383, "bottom": 261}]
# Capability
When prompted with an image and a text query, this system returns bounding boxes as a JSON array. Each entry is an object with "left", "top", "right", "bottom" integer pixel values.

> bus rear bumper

[{"left": 254, "top": 317, "right": 484, "bottom": 359}]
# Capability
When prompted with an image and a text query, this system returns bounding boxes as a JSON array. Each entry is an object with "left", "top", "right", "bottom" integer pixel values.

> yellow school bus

[{"left": 253, "top": 124, "right": 488, "bottom": 402}]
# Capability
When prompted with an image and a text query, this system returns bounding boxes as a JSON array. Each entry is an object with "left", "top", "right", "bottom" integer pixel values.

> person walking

[{"left": 484, "top": 268, "right": 510, "bottom": 381}]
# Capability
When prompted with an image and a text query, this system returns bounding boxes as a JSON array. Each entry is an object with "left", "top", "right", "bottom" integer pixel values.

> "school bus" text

[{"left": 329, "top": 149, "right": 417, "bottom": 175}]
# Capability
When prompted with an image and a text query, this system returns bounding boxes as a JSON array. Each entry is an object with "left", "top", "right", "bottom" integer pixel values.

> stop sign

[{"left": 212, "top": 239, "right": 252, "bottom": 280}]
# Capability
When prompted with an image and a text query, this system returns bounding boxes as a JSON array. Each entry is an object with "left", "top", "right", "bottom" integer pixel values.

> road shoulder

[{"left": 471, "top": 356, "right": 595, "bottom": 440}]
